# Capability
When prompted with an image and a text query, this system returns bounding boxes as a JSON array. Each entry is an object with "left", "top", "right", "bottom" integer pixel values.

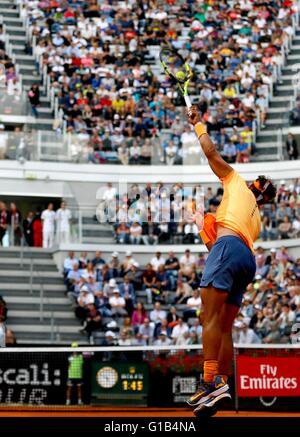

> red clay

[{"left": 0, "top": 407, "right": 298, "bottom": 417}]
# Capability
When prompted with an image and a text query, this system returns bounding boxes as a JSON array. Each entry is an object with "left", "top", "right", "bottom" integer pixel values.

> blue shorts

[{"left": 200, "top": 236, "right": 256, "bottom": 307}]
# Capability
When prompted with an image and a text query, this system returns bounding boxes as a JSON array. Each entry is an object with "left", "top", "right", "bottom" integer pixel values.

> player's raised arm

[{"left": 186, "top": 106, "right": 233, "bottom": 179}]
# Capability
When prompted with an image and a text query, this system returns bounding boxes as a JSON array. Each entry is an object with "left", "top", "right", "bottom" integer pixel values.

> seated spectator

[
  {"left": 64, "top": 252, "right": 79, "bottom": 277},
  {"left": 183, "top": 222, "right": 200, "bottom": 244},
  {"left": 131, "top": 303, "right": 147, "bottom": 331},
  {"left": 119, "top": 275, "right": 136, "bottom": 316},
  {"left": 142, "top": 222, "right": 159, "bottom": 245},
  {"left": 149, "top": 302, "right": 167, "bottom": 327},
  {"left": 80, "top": 303, "right": 102, "bottom": 337},
  {"left": 92, "top": 251, "right": 106, "bottom": 269},
  {"left": 116, "top": 223, "right": 130, "bottom": 244},
  {"left": 94, "top": 290, "right": 112, "bottom": 318},
  {"left": 154, "top": 318, "right": 172, "bottom": 338},
  {"left": 129, "top": 141, "right": 141, "bottom": 165},
  {"left": 277, "top": 303, "right": 296, "bottom": 336},
  {"left": 142, "top": 263, "right": 157, "bottom": 304},
  {"left": 132, "top": 332, "right": 147, "bottom": 346},
  {"left": 167, "top": 306, "right": 179, "bottom": 329},
  {"left": 156, "top": 265, "right": 169, "bottom": 292},
  {"left": 165, "top": 141, "right": 178, "bottom": 165},
  {"left": 109, "top": 288, "right": 127, "bottom": 317},
  {"left": 126, "top": 262, "right": 143, "bottom": 290},
  {"left": 183, "top": 289, "right": 202, "bottom": 322},
  {"left": 278, "top": 215, "right": 293, "bottom": 239},
  {"left": 129, "top": 221, "right": 142, "bottom": 244},
  {"left": 75, "top": 285, "right": 95, "bottom": 321},
  {"left": 171, "top": 318, "right": 189, "bottom": 345},
  {"left": 108, "top": 252, "right": 120, "bottom": 277},
  {"left": 235, "top": 321, "right": 262, "bottom": 344},
  {"left": 180, "top": 249, "right": 196, "bottom": 278},
  {"left": 66, "top": 263, "right": 81, "bottom": 301},
  {"left": 174, "top": 278, "right": 192, "bottom": 304},
  {"left": 118, "top": 329, "right": 133, "bottom": 346},
  {"left": 154, "top": 332, "right": 172, "bottom": 346},
  {"left": 189, "top": 319, "right": 203, "bottom": 344},
  {"left": 150, "top": 251, "right": 166, "bottom": 272},
  {"left": 187, "top": 271, "right": 201, "bottom": 290},
  {"left": 78, "top": 251, "right": 89, "bottom": 271},
  {"left": 236, "top": 139, "right": 251, "bottom": 163},
  {"left": 223, "top": 142, "right": 237, "bottom": 163},
  {"left": 138, "top": 318, "right": 155, "bottom": 345},
  {"left": 165, "top": 251, "right": 179, "bottom": 291},
  {"left": 120, "top": 251, "right": 139, "bottom": 276},
  {"left": 286, "top": 133, "right": 299, "bottom": 160}
]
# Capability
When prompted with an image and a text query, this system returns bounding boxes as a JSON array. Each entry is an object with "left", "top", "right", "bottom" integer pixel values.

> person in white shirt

[
  {"left": 41, "top": 203, "right": 56, "bottom": 248},
  {"left": 101, "top": 182, "right": 117, "bottom": 202},
  {"left": 109, "top": 289, "right": 127, "bottom": 316},
  {"left": 236, "top": 323, "right": 261, "bottom": 344},
  {"left": 150, "top": 252, "right": 166, "bottom": 272},
  {"left": 154, "top": 332, "right": 172, "bottom": 346},
  {"left": 180, "top": 249, "right": 196, "bottom": 278},
  {"left": 118, "top": 329, "right": 132, "bottom": 346},
  {"left": 183, "top": 289, "right": 202, "bottom": 322},
  {"left": 75, "top": 285, "right": 95, "bottom": 320},
  {"left": 56, "top": 201, "right": 72, "bottom": 244},
  {"left": 121, "top": 250, "right": 139, "bottom": 275},
  {"left": 171, "top": 318, "right": 189, "bottom": 344},
  {"left": 64, "top": 251, "right": 79, "bottom": 275},
  {"left": 149, "top": 302, "right": 167, "bottom": 325},
  {"left": 165, "top": 142, "right": 178, "bottom": 165}
]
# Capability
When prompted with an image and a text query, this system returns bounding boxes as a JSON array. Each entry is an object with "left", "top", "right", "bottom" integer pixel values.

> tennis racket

[{"left": 159, "top": 46, "right": 193, "bottom": 108}]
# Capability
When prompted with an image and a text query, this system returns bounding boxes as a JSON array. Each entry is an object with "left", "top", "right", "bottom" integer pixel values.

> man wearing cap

[
  {"left": 108, "top": 252, "right": 120, "bottom": 277},
  {"left": 121, "top": 250, "right": 138, "bottom": 275},
  {"left": 109, "top": 288, "right": 127, "bottom": 316},
  {"left": 75, "top": 285, "right": 95, "bottom": 321},
  {"left": 103, "top": 278, "right": 117, "bottom": 297},
  {"left": 66, "top": 343, "right": 84, "bottom": 406}
]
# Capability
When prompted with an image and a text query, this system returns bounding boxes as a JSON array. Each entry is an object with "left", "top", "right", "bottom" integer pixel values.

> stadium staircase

[
  {"left": 0, "top": 0, "right": 54, "bottom": 130},
  {"left": 255, "top": 27, "right": 300, "bottom": 162},
  {"left": 82, "top": 217, "right": 115, "bottom": 245},
  {"left": 0, "top": 246, "right": 191, "bottom": 346},
  {"left": 0, "top": 248, "right": 88, "bottom": 345}
]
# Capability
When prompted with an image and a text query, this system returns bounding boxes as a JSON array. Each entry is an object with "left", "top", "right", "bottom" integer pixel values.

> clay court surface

[{"left": 0, "top": 407, "right": 299, "bottom": 417}]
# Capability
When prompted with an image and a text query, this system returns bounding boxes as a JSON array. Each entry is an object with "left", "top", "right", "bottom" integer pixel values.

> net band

[{"left": 0, "top": 344, "right": 299, "bottom": 353}]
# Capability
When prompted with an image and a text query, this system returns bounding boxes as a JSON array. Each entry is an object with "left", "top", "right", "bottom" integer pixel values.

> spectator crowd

[
  {"left": 0, "top": 200, "right": 73, "bottom": 248},
  {"left": 17, "top": 0, "right": 298, "bottom": 165},
  {"left": 96, "top": 178, "right": 300, "bottom": 245},
  {"left": 0, "top": 295, "right": 17, "bottom": 347},
  {"left": 63, "top": 245, "right": 300, "bottom": 345},
  {"left": 0, "top": 25, "right": 21, "bottom": 102}
]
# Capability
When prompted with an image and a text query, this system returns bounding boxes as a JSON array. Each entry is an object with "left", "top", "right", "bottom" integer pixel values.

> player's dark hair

[{"left": 249, "top": 175, "right": 277, "bottom": 205}]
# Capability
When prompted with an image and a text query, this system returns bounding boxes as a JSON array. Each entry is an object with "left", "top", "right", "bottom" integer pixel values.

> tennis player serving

[{"left": 186, "top": 106, "right": 276, "bottom": 417}]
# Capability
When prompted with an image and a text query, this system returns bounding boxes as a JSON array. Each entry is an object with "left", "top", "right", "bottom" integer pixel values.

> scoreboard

[{"left": 91, "top": 362, "right": 149, "bottom": 406}]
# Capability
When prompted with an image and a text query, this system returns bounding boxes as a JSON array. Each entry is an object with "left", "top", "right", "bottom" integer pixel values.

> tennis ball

[{"left": 175, "top": 71, "right": 185, "bottom": 80}]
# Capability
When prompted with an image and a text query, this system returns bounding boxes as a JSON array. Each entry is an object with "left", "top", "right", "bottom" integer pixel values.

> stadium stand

[
  {"left": 0, "top": 0, "right": 300, "bottom": 350},
  {"left": 61, "top": 246, "right": 300, "bottom": 346},
  {"left": 0, "top": 0, "right": 300, "bottom": 163}
]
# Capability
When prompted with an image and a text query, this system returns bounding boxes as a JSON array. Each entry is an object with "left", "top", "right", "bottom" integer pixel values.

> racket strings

[{"left": 161, "top": 49, "right": 189, "bottom": 83}]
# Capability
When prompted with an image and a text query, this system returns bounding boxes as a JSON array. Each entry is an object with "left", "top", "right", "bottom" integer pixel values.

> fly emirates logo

[{"left": 240, "top": 365, "right": 298, "bottom": 391}]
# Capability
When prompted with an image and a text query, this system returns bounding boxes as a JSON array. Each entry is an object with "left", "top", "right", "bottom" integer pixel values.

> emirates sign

[{"left": 237, "top": 356, "right": 300, "bottom": 397}]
